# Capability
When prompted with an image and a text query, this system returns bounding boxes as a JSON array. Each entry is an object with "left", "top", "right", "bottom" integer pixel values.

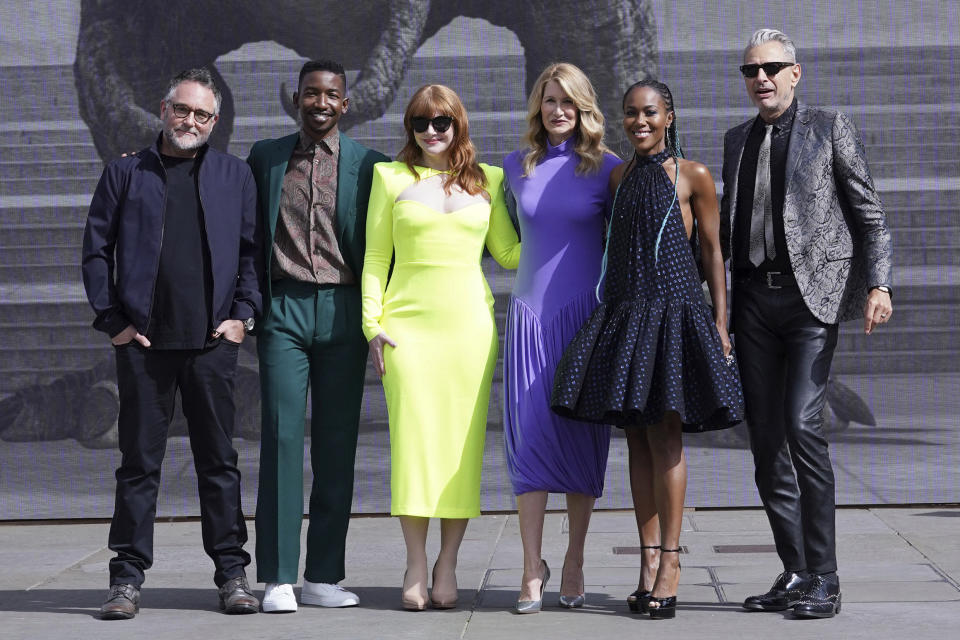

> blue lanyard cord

[
  {"left": 653, "top": 158, "right": 680, "bottom": 274},
  {"left": 595, "top": 182, "right": 622, "bottom": 303}
]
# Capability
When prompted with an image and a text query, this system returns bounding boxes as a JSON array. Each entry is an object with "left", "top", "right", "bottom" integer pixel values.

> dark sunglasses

[
  {"left": 410, "top": 115, "right": 453, "bottom": 133},
  {"left": 739, "top": 62, "right": 796, "bottom": 78}
]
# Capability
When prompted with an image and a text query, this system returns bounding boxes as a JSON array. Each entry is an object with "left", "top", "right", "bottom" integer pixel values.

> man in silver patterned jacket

[{"left": 719, "top": 28, "right": 893, "bottom": 619}]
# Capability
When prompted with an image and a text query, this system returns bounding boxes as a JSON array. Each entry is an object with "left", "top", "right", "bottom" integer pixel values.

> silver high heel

[
  {"left": 558, "top": 593, "right": 585, "bottom": 608},
  {"left": 515, "top": 560, "right": 550, "bottom": 614},
  {"left": 558, "top": 561, "right": 585, "bottom": 608}
]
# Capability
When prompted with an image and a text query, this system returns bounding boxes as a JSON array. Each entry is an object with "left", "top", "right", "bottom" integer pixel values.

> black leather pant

[{"left": 733, "top": 279, "right": 838, "bottom": 575}]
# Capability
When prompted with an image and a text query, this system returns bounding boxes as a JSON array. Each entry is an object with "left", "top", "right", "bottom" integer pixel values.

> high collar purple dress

[{"left": 502, "top": 138, "right": 621, "bottom": 496}]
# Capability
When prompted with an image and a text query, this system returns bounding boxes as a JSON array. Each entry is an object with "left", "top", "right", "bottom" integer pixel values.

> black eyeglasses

[
  {"left": 170, "top": 103, "right": 215, "bottom": 124},
  {"left": 739, "top": 62, "right": 796, "bottom": 78},
  {"left": 410, "top": 115, "right": 453, "bottom": 133}
]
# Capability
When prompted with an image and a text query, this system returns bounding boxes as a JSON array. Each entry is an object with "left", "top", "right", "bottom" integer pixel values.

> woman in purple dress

[{"left": 502, "top": 62, "right": 621, "bottom": 613}]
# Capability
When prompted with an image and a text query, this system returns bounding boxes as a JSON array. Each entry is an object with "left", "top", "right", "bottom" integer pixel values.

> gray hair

[
  {"left": 745, "top": 29, "right": 797, "bottom": 62},
  {"left": 163, "top": 68, "right": 222, "bottom": 114}
]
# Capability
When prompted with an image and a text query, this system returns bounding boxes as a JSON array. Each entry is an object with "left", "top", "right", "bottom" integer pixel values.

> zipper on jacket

[{"left": 143, "top": 150, "right": 168, "bottom": 334}]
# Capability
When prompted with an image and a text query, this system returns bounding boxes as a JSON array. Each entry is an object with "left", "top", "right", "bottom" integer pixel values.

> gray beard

[{"left": 163, "top": 126, "right": 209, "bottom": 152}]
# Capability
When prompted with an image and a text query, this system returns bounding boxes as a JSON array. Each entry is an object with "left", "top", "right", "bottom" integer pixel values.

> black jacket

[{"left": 82, "top": 137, "right": 263, "bottom": 337}]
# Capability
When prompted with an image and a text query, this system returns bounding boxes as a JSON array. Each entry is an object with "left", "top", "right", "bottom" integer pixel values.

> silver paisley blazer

[{"left": 719, "top": 103, "right": 893, "bottom": 325}]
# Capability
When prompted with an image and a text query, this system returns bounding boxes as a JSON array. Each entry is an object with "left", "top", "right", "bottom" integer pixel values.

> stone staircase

[{"left": 0, "top": 47, "right": 957, "bottom": 402}]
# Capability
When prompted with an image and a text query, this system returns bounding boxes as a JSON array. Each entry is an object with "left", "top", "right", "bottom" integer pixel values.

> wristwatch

[
  {"left": 242, "top": 317, "right": 255, "bottom": 332},
  {"left": 871, "top": 285, "right": 892, "bottom": 299}
]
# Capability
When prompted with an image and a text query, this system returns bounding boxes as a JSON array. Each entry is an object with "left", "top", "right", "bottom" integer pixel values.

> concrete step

[
  {"left": 832, "top": 350, "right": 959, "bottom": 374},
  {"left": 878, "top": 189, "right": 960, "bottom": 209},
  {"left": 0, "top": 300, "right": 91, "bottom": 325},
  {"left": 0, "top": 206, "right": 89, "bottom": 225},
  {"left": 870, "top": 303, "right": 960, "bottom": 327},
  {"left": 1, "top": 225, "right": 84, "bottom": 247},
  {"left": 655, "top": 45, "right": 958, "bottom": 70},
  {"left": 0, "top": 245, "right": 83, "bottom": 265},
  {"left": 0, "top": 129, "right": 97, "bottom": 146},
  {"left": 0, "top": 143, "right": 101, "bottom": 163},
  {"left": 0, "top": 178, "right": 100, "bottom": 196},
  {"left": 0, "top": 161, "right": 104, "bottom": 181},
  {"left": 891, "top": 227, "right": 960, "bottom": 247},
  {"left": 890, "top": 247, "right": 960, "bottom": 266},
  {"left": 836, "top": 327, "right": 957, "bottom": 352},
  {"left": 0, "top": 322, "right": 100, "bottom": 349},
  {"left": 224, "top": 92, "right": 527, "bottom": 117},
  {"left": 877, "top": 208, "right": 958, "bottom": 229},
  {"left": 0, "top": 264, "right": 80, "bottom": 284},
  {"left": 0, "top": 344, "right": 106, "bottom": 371}
]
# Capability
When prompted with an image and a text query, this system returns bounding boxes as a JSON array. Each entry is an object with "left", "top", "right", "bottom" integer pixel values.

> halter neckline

[{"left": 634, "top": 149, "right": 672, "bottom": 166}]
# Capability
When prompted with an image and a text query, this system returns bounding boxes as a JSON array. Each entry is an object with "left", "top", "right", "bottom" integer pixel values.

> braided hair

[{"left": 621, "top": 79, "right": 684, "bottom": 159}]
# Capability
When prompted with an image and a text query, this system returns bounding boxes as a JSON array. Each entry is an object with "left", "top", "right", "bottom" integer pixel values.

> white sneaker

[
  {"left": 261, "top": 583, "right": 297, "bottom": 613},
  {"left": 301, "top": 581, "right": 360, "bottom": 607}
]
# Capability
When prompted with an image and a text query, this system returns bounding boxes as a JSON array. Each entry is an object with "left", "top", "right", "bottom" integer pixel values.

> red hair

[{"left": 397, "top": 84, "right": 487, "bottom": 195}]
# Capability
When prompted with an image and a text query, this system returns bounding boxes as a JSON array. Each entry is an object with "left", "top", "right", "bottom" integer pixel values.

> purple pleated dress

[{"left": 502, "top": 138, "right": 621, "bottom": 497}]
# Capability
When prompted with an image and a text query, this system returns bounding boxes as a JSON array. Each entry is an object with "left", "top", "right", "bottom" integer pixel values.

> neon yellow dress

[{"left": 362, "top": 161, "right": 521, "bottom": 518}]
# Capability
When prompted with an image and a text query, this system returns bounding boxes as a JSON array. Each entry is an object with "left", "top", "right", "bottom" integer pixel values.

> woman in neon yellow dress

[{"left": 361, "top": 84, "right": 520, "bottom": 610}]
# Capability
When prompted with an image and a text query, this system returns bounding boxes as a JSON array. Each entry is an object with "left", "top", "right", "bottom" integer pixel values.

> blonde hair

[
  {"left": 521, "top": 62, "right": 614, "bottom": 177},
  {"left": 397, "top": 84, "right": 487, "bottom": 196}
]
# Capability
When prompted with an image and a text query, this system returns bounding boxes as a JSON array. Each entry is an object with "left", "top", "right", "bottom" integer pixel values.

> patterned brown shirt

[{"left": 271, "top": 128, "right": 355, "bottom": 284}]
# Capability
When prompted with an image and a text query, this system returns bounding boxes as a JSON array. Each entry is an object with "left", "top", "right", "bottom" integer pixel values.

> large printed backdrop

[{"left": 0, "top": 1, "right": 958, "bottom": 519}]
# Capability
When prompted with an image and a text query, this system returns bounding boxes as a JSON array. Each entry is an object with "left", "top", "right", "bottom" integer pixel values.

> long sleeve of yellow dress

[
  {"left": 360, "top": 162, "right": 398, "bottom": 342},
  {"left": 481, "top": 165, "right": 522, "bottom": 269}
]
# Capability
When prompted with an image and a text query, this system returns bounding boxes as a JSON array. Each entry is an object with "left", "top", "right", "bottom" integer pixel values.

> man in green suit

[{"left": 246, "top": 59, "right": 389, "bottom": 613}]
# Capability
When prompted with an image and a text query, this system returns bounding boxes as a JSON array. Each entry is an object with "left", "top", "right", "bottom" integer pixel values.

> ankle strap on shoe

[
  {"left": 639, "top": 545, "right": 661, "bottom": 550},
  {"left": 661, "top": 548, "right": 681, "bottom": 553}
]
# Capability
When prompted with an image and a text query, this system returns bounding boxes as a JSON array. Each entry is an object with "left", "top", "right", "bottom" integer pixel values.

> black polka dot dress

[{"left": 551, "top": 150, "right": 744, "bottom": 431}]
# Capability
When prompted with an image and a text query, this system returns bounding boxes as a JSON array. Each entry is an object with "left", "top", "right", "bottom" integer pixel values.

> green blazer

[{"left": 246, "top": 131, "right": 389, "bottom": 324}]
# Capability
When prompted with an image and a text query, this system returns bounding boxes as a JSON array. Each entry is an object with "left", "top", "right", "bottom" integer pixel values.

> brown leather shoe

[
  {"left": 100, "top": 583, "right": 140, "bottom": 620},
  {"left": 218, "top": 576, "right": 259, "bottom": 614}
]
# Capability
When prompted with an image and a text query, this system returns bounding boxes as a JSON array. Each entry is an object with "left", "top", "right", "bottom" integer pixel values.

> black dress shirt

[{"left": 733, "top": 98, "right": 798, "bottom": 273}]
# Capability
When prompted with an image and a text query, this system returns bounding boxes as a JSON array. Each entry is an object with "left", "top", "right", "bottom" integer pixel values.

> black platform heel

[
  {"left": 626, "top": 545, "right": 660, "bottom": 613},
  {"left": 648, "top": 548, "right": 681, "bottom": 620}
]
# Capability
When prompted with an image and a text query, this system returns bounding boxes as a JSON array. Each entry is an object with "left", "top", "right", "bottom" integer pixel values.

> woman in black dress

[{"left": 552, "top": 80, "right": 743, "bottom": 619}]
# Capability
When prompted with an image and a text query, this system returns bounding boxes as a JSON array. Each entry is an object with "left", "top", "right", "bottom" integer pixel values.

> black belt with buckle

[{"left": 736, "top": 269, "right": 796, "bottom": 289}]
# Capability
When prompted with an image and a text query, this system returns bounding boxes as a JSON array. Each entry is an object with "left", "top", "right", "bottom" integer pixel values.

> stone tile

[
  {"left": 845, "top": 580, "right": 960, "bottom": 602},
  {"left": 687, "top": 511, "right": 773, "bottom": 533}
]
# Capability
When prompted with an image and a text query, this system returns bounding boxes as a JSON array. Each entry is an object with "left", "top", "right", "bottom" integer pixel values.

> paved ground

[{"left": 0, "top": 507, "right": 958, "bottom": 639}]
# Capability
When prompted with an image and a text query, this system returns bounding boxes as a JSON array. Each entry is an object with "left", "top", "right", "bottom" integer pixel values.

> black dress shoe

[
  {"left": 743, "top": 571, "right": 810, "bottom": 611},
  {"left": 100, "top": 583, "right": 140, "bottom": 620},
  {"left": 218, "top": 576, "right": 259, "bottom": 614},
  {"left": 793, "top": 573, "right": 841, "bottom": 619}
]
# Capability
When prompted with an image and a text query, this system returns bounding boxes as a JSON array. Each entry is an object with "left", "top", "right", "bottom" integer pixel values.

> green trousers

[{"left": 255, "top": 280, "right": 368, "bottom": 584}]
